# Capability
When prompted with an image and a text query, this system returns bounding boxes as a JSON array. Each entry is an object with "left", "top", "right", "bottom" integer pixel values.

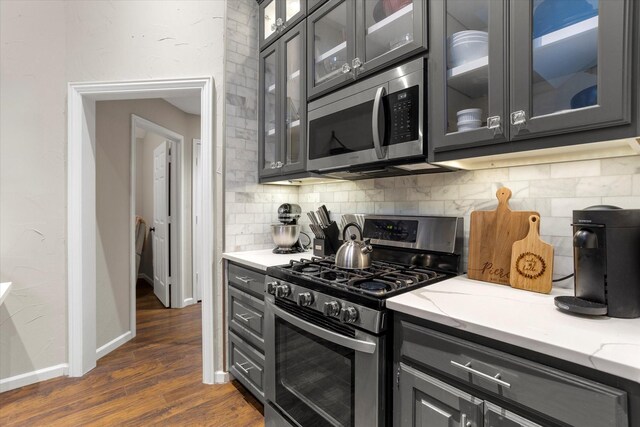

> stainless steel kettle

[{"left": 335, "top": 222, "right": 373, "bottom": 269}]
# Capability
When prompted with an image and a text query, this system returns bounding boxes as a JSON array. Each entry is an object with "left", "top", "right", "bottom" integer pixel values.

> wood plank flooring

[{"left": 0, "top": 280, "right": 264, "bottom": 426}]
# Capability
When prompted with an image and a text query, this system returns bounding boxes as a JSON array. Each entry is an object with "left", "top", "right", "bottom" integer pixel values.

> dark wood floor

[{"left": 0, "top": 280, "right": 264, "bottom": 426}]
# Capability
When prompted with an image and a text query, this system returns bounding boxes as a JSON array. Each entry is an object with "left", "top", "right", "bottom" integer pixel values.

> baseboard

[
  {"left": 137, "top": 273, "right": 153, "bottom": 285},
  {"left": 96, "top": 331, "right": 133, "bottom": 360},
  {"left": 183, "top": 297, "right": 196, "bottom": 307},
  {"left": 214, "top": 370, "right": 229, "bottom": 384},
  {"left": 0, "top": 363, "right": 68, "bottom": 393}
]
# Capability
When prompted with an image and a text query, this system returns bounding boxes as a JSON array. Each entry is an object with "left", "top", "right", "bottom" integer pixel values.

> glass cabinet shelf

[
  {"left": 268, "top": 70, "right": 300, "bottom": 93},
  {"left": 447, "top": 56, "right": 489, "bottom": 98},
  {"left": 533, "top": 16, "right": 598, "bottom": 85},
  {"left": 366, "top": 3, "right": 414, "bottom": 52},
  {"left": 316, "top": 41, "right": 347, "bottom": 63}
]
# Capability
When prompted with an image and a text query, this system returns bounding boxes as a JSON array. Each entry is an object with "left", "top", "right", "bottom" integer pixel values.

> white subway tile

[
  {"left": 550, "top": 197, "right": 601, "bottom": 217},
  {"left": 601, "top": 196, "right": 640, "bottom": 208},
  {"left": 374, "top": 202, "right": 395, "bottom": 214},
  {"left": 364, "top": 189, "right": 385, "bottom": 201},
  {"left": 355, "top": 179, "right": 375, "bottom": 190},
  {"left": 634, "top": 174, "right": 640, "bottom": 196},
  {"left": 431, "top": 185, "right": 459, "bottom": 200},
  {"left": 601, "top": 157, "right": 640, "bottom": 175},
  {"left": 356, "top": 202, "right": 375, "bottom": 214},
  {"left": 334, "top": 191, "right": 349, "bottom": 202},
  {"left": 509, "top": 164, "right": 550, "bottom": 181},
  {"left": 407, "top": 186, "right": 431, "bottom": 201},
  {"left": 374, "top": 178, "right": 395, "bottom": 189},
  {"left": 459, "top": 183, "right": 492, "bottom": 199},
  {"left": 384, "top": 188, "right": 408, "bottom": 202},
  {"left": 395, "top": 176, "right": 417, "bottom": 188},
  {"left": 473, "top": 168, "right": 509, "bottom": 183},
  {"left": 540, "top": 217, "right": 572, "bottom": 237},
  {"left": 443, "top": 171, "right": 475, "bottom": 185},
  {"left": 550, "top": 160, "right": 600, "bottom": 178},
  {"left": 444, "top": 200, "right": 477, "bottom": 216},
  {"left": 530, "top": 178, "right": 576, "bottom": 197},
  {"left": 576, "top": 175, "right": 631, "bottom": 196},
  {"left": 396, "top": 202, "right": 419, "bottom": 215},
  {"left": 348, "top": 191, "right": 366, "bottom": 202},
  {"left": 417, "top": 174, "right": 445, "bottom": 187},
  {"left": 418, "top": 201, "right": 445, "bottom": 215}
]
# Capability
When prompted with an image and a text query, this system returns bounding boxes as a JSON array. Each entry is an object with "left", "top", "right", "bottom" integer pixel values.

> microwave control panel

[{"left": 388, "top": 85, "right": 419, "bottom": 145}]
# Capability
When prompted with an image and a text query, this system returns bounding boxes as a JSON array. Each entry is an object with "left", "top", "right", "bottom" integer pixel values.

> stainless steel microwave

[{"left": 307, "top": 57, "right": 438, "bottom": 178}]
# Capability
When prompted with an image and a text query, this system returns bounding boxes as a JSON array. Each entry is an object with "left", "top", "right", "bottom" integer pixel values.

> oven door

[{"left": 265, "top": 297, "right": 383, "bottom": 427}]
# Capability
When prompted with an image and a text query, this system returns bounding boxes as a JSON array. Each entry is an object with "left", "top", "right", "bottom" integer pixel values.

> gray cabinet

[
  {"left": 394, "top": 317, "right": 629, "bottom": 427},
  {"left": 259, "top": 0, "right": 306, "bottom": 50},
  {"left": 431, "top": 0, "right": 633, "bottom": 155},
  {"left": 259, "top": 20, "right": 307, "bottom": 180},
  {"left": 226, "top": 261, "right": 267, "bottom": 402},
  {"left": 307, "top": 0, "right": 428, "bottom": 99}
]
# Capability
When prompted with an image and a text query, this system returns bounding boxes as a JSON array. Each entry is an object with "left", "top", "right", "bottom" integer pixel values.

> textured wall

[
  {"left": 298, "top": 157, "right": 640, "bottom": 287},
  {"left": 0, "top": 0, "right": 225, "bottom": 382},
  {"left": 224, "top": 0, "right": 299, "bottom": 253}
]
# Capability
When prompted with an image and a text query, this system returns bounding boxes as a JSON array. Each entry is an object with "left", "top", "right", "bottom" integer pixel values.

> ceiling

[{"left": 163, "top": 96, "right": 201, "bottom": 115}]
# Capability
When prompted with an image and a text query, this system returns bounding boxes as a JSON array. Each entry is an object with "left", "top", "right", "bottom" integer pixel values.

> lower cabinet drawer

[
  {"left": 228, "top": 262, "right": 266, "bottom": 297},
  {"left": 229, "top": 330, "right": 265, "bottom": 403},
  {"left": 229, "top": 286, "right": 265, "bottom": 351},
  {"left": 398, "top": 320, "right": 628, "bottom": 427}
]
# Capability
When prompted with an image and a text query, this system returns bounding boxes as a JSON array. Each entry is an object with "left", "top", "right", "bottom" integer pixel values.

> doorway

[{"left": 67, "top": 78, "right": 223, "bottom": 384}]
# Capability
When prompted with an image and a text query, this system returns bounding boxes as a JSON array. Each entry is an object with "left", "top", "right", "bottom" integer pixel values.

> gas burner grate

[{"left": 283, "top": 256, "right": 446, "bottom": 297}]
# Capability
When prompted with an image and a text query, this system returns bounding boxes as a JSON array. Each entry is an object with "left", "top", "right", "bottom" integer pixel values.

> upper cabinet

[
  {"left": 308, "top": 0, "right": 428, "bottom": 99},
  {"left": 260, "top": 0, "right": 307, "bottom": 50},
  {"left": 430, "top": 0, "right": 633, "bottom": 155},
  {"left": 259, "top": 20, "right": 307, "bottom": 180}
]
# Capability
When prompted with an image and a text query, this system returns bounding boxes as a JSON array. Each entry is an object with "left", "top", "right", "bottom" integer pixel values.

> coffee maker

[
  {"left": 271, "top": 204, "right": 310, "bottom": 254},
  {"left": 554, "top": 206, "right": 640, "bottom": 318}
]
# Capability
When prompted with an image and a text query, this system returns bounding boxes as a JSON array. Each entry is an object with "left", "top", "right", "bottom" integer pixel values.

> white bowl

[
  {"left": 457, "top": 108, "right": 483, "bottom": 122},
  {"left": 449, "top": 40, "right": 488, "bottom": 68}
]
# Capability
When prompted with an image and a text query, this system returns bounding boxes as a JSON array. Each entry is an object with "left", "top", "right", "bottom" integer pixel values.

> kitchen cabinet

[
  {"left": 394, "top": 316, "right": 630, "bottom": 427},
  {"left": 259, "top": 0, "right": 306, "bottom": 50},
  {"left": 227, "top": 261, "right": 267, "bottom": 402},
  {"left": 259, "top": 20, "right": 307, "bottom": 180},
  {"left": 430, "top": 0, "right": 633, "bottom": 155},
  {"left": 307, "top": 0, "right": 428, "bottom": 99}
]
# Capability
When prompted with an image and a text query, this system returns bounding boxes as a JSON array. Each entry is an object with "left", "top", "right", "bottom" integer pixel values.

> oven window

[
  {"left": 308, "top": 100, "right": 377, "bottom": 160},
  {"left": 275, "top": 318, "right": 355, "bottom": 427}
]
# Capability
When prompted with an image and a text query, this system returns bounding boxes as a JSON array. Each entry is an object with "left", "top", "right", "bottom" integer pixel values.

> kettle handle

[{"left": 342, "top": 222, "right": 363, "bottom": 241}]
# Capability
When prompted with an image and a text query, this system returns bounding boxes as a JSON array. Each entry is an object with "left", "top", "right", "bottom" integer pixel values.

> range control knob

[
  {"left": 266, "top": 281, "right": 278, "bottom": 295},
  {"left": 341, "top": 306, "right": 359, "bottom": 323},
  {"left": 297, "top": 292, "right": 314, "bottom": 307},
  {"left": 323, "top": 301, "right": 341, "bottom": 317},
  {"left": 275, "top": 284, "right": 291, "bottom": 298}
]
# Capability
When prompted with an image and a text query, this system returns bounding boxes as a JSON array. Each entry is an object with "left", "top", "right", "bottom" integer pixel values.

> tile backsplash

[{"left": 298, "top": 157, "right": 640, "bottom": 288}]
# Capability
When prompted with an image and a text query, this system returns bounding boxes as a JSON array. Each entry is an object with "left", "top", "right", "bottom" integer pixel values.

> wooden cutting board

[
  {"left": 510, "top": 215, "right": 554, "bottom": 294},
  {"left": 468, "top": 187, "right": 539, "bottom": 285}
]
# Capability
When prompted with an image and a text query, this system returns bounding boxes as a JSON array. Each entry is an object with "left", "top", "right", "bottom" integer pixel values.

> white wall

[{"left": 0, "top": 0, "right": 224, "bottom": 383}]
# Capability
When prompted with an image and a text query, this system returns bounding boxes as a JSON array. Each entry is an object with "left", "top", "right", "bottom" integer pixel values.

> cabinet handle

[
  {"left": 341, "top": 63, "right": 352, "bottom": 74},
  {"left": 450, "top": 360, "right": 511, "bottom": 388},
  {"left": 275, "top": 18, "right": 283, "bottom": 28},
  {"left": 236, "top": 361, "right": 254, "bottom": 373},
  {"left": 236, "top": 313, "right": 255, "bottom": 322},
  {"left": 461, "top": 414, "right": 472, "bottom": 427},
  {"left": 487, "top": 115, "right": 502, "bottom": 135},
  {"left": 270, "top": 162, "right": 276, "bottom": 169},
  {"left": 271, "top": 22, "right": 278, "bottom": 31},
  {"left": 234, "top": 276, "right": 253, "bottom": 284},
  {"left": 276, "top": 161, "right": 283, "bottom": 168},
  {"left": 510, "top": 110, "right": 527, "bottom": 126}
]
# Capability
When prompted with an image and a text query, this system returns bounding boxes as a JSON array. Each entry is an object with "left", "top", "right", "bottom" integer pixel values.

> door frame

[
  {"left": 67, "top": 77, "right": 220, "bottom": 383},
  {"left": 131, "top": 115, "right": 185, "bottom": 316},
  {"left": 192, "top": 138, "right": 202, "bottom": 302}
]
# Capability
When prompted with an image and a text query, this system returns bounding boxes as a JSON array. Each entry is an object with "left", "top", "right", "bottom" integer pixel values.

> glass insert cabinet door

[
  {"left": 260, "top": 0, "right": 306, "bottom": 49},
  {"left": 259, "top": 45, "right": 280, "bottom": 177},
  {"left": 281, "top": 22, "right": 306, "bottom": 173},
  {"left": 510, "top": 0, "right": 631, "bottom": 139},
  {"left": 308, "top": 0, "right": 355, "bottom": 97},
  {"left": 356, "top": 0, "right": 426, "bottom": 72},
  {"left": 430, "top": 0, "right": 508, "bottom": 152}
]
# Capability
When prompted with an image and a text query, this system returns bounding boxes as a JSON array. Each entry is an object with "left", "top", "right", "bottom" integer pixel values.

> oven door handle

[
  {"left": 269, "top": 302, "right": 377, "bottom": 354},
  {"left": 372, "top": 86, "right": 387, "bottom": 160}
]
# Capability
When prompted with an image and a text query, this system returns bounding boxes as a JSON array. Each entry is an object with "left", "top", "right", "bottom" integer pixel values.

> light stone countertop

[
  {"left": 387, "top": 275, "right": 640, "bottom": 382},
  {"left": 222, "top": 249, "right": 313, "bottom": 272}
]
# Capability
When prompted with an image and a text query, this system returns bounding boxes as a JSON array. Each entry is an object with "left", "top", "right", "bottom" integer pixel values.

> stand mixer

[{"left": 271, "top": 203, "right": 310, "bottom": 254}]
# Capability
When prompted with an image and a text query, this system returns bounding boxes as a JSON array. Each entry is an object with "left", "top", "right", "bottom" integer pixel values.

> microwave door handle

[
  {"left": 372, "top": 86, "right": 387, "bottom": 160},
  {"left": 268, "top": 301, "right": 376, "bottom": 354}
]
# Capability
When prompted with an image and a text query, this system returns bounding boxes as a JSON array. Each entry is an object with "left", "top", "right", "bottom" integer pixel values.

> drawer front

[
  {"left": 399, "top": 321, "right": 628, "bottom": 427},
  {"left": 228, "top": 262, "right": 266, "bottom": 297},
  {"left": 484, "top": 402, "right": 542, "bottom": 427},
  {"left": 229, "top": 330, "right": 265, "bottom": 402},
  {"left": 229, "top": 286, "right": 265, "bottom": 351}
]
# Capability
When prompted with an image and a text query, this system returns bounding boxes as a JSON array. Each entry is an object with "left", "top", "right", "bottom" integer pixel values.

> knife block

[{"left": 313, "top": 238, "right": 333, "bottom": 257}]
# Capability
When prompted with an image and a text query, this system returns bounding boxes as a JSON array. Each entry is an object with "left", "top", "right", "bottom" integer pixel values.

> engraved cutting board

[
  {"left": 510, "top": 215, "right": 554, "bottom": 293},
  {"left": 468, "top": 187, "right": 539, "bottom": 285}
]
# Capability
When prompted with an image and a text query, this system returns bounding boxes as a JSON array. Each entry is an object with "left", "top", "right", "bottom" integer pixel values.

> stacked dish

[
  {"left": 457, "top": 108, "right": 482, "bottom": 132},
  {"left": 448, "top": 30, "right": 488, "bottom": 68}
]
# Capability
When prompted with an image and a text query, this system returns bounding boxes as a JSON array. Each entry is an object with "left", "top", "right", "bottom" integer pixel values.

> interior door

[{"left": 153, "top": 141, "right": 171, "bottom": 307}]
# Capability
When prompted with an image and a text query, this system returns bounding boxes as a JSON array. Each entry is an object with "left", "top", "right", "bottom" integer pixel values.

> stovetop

[{"left": 266, "top": 255, "right": 450, "bottom": 310}]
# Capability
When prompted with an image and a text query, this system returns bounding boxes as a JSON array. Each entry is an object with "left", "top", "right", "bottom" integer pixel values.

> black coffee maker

[{"left": 555, "top": 206, "right": 640, "bottom": 318}]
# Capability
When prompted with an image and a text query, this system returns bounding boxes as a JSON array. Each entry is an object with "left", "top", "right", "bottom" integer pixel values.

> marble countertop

[
  {"left": 0, "top": 282, "right": 12, "bottom": 307},
  {"left": 387, "top": 275, "right": 640, "bottom": 382},
  {"left": 222, "top": 249, "right": 312, "bottom": 272}
]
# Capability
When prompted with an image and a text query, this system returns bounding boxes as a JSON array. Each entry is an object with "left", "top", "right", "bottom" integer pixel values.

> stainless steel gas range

[{"left": 263, "top": 215, "right": 463, "bottom": 427}]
